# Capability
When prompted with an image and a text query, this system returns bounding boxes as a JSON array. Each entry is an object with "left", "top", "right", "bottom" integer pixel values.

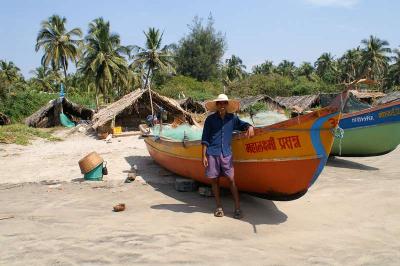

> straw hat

[{"left": 204, "top": 94, "right": 240, "bottom": 113}]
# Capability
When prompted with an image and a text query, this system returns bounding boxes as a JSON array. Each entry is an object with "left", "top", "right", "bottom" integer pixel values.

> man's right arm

[
  {"left": 201, "top": 117, "right": 211, "bottom": 167},
  {"left": 202, "top": 144, "right": 208, "bottom": 167}
]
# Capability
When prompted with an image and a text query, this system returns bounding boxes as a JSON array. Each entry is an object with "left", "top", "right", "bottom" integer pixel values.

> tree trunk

[
  {"left": 95, "top": 86, "right": 99, "bottom": 111},
  {"left": 143, "top": 68, "right": 151, "bottom": 91},
  {"left": 143, "top": 68, "right": 154, "bottom": 117},
  {"left": 63, "top": 58, "right": 68, "bottom": 92}
]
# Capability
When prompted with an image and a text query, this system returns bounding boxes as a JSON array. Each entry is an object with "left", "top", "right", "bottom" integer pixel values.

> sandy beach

[{"left": 0, "top": 130, "right": 399, "bottom": 265}]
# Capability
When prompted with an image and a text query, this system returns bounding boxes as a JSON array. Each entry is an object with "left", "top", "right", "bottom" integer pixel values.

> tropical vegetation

[{"left": 1, "top": 14, "right": 400, "bottom": 124}]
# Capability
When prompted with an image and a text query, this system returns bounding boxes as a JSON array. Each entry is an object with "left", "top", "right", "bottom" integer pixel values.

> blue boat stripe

[
  {"left": 309, "top": 112, "right": 339, "bottom": 186},
  {"left": 339, "top": 103, "right": 400, "bottom": 129}
]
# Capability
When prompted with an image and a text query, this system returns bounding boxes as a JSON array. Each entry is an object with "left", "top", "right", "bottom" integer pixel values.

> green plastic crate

[{"left": 84, "top": 163, "right": 103, "bottom": 181}]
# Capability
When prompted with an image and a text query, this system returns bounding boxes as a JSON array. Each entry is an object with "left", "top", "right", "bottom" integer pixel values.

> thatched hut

[
  {"left": 178, "top": 97, "right": 206, "bottom": 113},
  {"left": 25, "top": 98, "right": 94, "bottom": 128},
  {"left": 91, "top": 89, "right": 195, "bottom": 133},
  {"left": 274, "top": 95, "right": 320, "bottom": 114},
  {"left": 375, "top": 91, "right": 400, "bottom": 105},
  {"left": 239, "top": 95, "right": 286, "bottom": 113},
  {"left": 0, "top": 112, "right": 11, "bottom": 125},
  {"left": 348, "top": 90, "right": 385, "bottom": 105}
]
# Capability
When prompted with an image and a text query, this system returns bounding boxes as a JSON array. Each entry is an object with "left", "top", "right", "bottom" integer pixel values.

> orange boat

[{"left": 141, "top": 91, "right": 348, "bottom": 200}]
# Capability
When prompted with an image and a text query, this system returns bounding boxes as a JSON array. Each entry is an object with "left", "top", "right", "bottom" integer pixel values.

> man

[{"left": 201, "top": 94, "right": 254, "bottom": 219}]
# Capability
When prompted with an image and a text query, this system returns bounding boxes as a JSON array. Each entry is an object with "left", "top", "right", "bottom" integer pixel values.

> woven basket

[{"left": 78, "top": 152, "right": 104, "bottom": 174}]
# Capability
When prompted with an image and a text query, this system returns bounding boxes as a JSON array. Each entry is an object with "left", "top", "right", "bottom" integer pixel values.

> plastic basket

[{"left": 84, "top": 163, "right": 104, "bottom": 181}]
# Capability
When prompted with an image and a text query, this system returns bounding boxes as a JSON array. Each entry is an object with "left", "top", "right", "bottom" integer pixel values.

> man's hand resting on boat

[
  {"left": 202, "top": 156, "right": 208, "bottom": 168},
  {"left": 246, "top": 126, "right": 255, "bottom": 138}
]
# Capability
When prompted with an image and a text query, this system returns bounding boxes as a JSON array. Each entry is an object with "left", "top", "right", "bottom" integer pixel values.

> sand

[{"left": 0, "top": 129, "right": 399, "bottom": 265}]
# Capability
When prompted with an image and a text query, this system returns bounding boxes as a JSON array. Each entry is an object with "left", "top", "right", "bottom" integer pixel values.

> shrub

[
  {"left": 157, "top": 75, "right": 223, "bottom": 101},
  {"left": 0, "top": 90, "right": 56, "bottom": 122}
]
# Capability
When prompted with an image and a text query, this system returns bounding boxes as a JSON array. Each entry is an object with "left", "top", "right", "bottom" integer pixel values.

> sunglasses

[{"left": 216, "top": 101, "right": 229, "bottom": 105}]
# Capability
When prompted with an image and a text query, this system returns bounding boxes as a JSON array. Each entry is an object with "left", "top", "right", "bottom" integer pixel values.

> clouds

[{"left": 305, "top": 0, "right": 360, "bottom": 8}]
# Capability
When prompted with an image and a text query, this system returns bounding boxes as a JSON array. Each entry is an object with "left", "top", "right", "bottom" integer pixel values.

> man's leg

[
  {"left": 228, "top": 178, "right": 240, "bottom": 211},
  {"left": 211, "top": 177, "right": 222, "bottom": 208},
  {"left": 220, "top": 154, "right": 242, "bottom": 218}
]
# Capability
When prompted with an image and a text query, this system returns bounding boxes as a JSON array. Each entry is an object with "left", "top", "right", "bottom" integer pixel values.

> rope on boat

[
  {"left": 331, "top": 126, "right": 344, "bottom": 156},
  {"left": 331, "top": 126, "right": 344, "bottom": 139}
]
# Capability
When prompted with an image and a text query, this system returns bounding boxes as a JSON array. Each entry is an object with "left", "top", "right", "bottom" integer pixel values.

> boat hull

[
  {"left": 331, "top": 101, "right": 400, "bottom": 156},
  {"left": 143, "top": 105, "right": 342, "bottom": 200},
  {"left": 145, "top": 140, "right": 322, "bottom": 200}
]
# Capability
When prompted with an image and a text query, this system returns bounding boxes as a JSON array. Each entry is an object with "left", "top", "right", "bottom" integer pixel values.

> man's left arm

[{"left": 234, "top": 116, "right": 255, "bottom": 138}]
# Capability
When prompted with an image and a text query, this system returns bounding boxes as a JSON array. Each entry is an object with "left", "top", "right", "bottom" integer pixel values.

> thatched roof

[
  {"left": 0, "top": 112, "right": 11, "bottom": 125},
  {"left": 239, "top": 95, "right": 286, "bottom": 112},
  {"left": 349, "top": 90, "right": 385, "bottom": 100},
  {"left": 178, "top": 97, "right": 206, "bottom": 113},
  {"left": 239, "top": 95, "right": 265, "bottom": 111},
  {"left": 274, "top": 95, "right": 320, "bottom": 113},
  {"left": 91, "top": 89, "right": 194, "bottom": 130},
  {"left": 375, "top": 91, "right": 400, "bottom": 105},
  {"left": 25, "top": 98, "right": 94, "bottom": 128}
]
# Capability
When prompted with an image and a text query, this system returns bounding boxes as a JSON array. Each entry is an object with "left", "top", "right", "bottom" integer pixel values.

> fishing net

[
  {"left": 343, "top": 94, "right": 371, "bottom": 113},
  {"left": 152, "top": 124, "right": 203, "bottom": 141},
  {"left": 151, "top": 111, "right": 288, "bottom": 141},
  {"left": 239, "top": 111, "right": 288, "bottom": 127}
]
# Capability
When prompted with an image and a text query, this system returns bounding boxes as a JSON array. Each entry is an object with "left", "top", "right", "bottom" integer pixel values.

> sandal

[
  {"left": 233, "top": 209, "right": 243, "bottom": 219},
  {"left": 214, "top": 207, "right": 224, "bottom": 217}
]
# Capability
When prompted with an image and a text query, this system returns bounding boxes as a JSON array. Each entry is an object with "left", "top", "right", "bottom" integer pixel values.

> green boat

[{"left": 331, "top": 100, "right": 400, "bottom": 156}]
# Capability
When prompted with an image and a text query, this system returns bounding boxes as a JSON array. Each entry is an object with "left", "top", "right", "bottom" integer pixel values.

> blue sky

[{"left": 0, "top": 0, "right": 399, "bottom": 77}]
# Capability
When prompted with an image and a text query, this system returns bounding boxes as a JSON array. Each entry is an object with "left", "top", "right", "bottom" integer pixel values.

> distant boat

[
  {"left": 331, "top": 100, "right": 400, "bottom": 156},
  {"left": 140, "top": 91, "right": 348, "bottom": 201}
]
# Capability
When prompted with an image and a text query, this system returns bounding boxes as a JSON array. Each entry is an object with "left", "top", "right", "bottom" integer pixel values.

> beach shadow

[
  {"left": 327, "top": 157, "right": 379, "bottom": 171},
  {"left": 125, "top": 155, "right": 288, "bottom": 233},
  {"left": 71, "top": 177, "right": 86, "bottom": 183}
]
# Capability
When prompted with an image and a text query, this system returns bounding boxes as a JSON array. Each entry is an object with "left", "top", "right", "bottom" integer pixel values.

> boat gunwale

[
  {"left": 338, "top": 120, "right": 400, "bottom": 131},
  {"left": 144, "top": 138, "right": 323, "bottom": 162},
  {"left": 342, "top": 100, "right": 400, "bottom": 119}
]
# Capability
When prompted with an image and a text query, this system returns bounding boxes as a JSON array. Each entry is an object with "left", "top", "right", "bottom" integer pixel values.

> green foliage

[
  {"left": 360, "top": 35, "right": 391, "bottom": 80},
  {"left": 156, "top": 75, "right": 223, "bottom": 101},
  {"left": 252, "top": 60, "right": 275, "bottom": 75},
  {"left": 228, "top": 74, "right": 294, "bottom": 97},
  {"left": 0, "top": 89, "right": 56, "bottom": 122},
  {"left": 291, "top": 77, "right": 338, "bottom": 95},
  {"left": 131, "top": 27, "right": 175, "bottom": 90},
  {"left": 247, "top": 102, "right": 268, "bottom": 113},
  {"left": 35, "top": 14, "right": 82, "bottom": 80},
  {"left": 228, "top": 74, "right": 339, "bottom": 97},
  {"left": 175, "top": 16, "right": 226, "bottom": 81},
  {"left": 79, "top": 17, "right": 129, "bottom": 107},
  {"left": 0, "top": 124, "right": 61, "bottom": 145},
  {"left": 276, "top": 60, "right": 297, "bottom": 79},
  {"left": 67, "top": 91, "right": 97, "bottom": 109},
  {"left": 223, "top": 55, "right": 246, "bottom": 83}
]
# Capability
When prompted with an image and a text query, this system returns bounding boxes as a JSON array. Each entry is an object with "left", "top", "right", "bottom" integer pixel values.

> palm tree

[
  {"left": 35, "top": 15, "right": 82, "bottom": 88},
  {"left": 276, "top": 60, "right": 296, "bottom": 78},
  {"left": 29, "top": 66, "right": 58, "bottom": 92},
  {"left": 360, "top": 35, "right": 391, "bottom": 80},
  {"left": 338, "top": 48, "right": 362, "bottom": 83},
  {"left": 0, "top": 60, "right": 22, "bottom": 93},
  {"left": 132, "top": 27, "right": 175, "bottom": 91},
  {"left": 224, "top": 55, "right": 246, "bottom": 82},
  {"left": 131, "top": 27, "right": 175, "bottom": 116},
  {"left": 79, "top": 17, "right": 128, "bottom": 108},
  {"left": 388, "top": 48, "right": 400, "bottom": 88},
  {"left": 298, "top": 62, "right": 314, "bottom": 81},
  {"left": 252, "top": 60, "right": 274, "bottom": 75},
  {"left": 315, "top": 53, "right": 335, "bottom": 77},
  {"left": 314, "top": 52, "right": 339, "bottom": 83}
]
